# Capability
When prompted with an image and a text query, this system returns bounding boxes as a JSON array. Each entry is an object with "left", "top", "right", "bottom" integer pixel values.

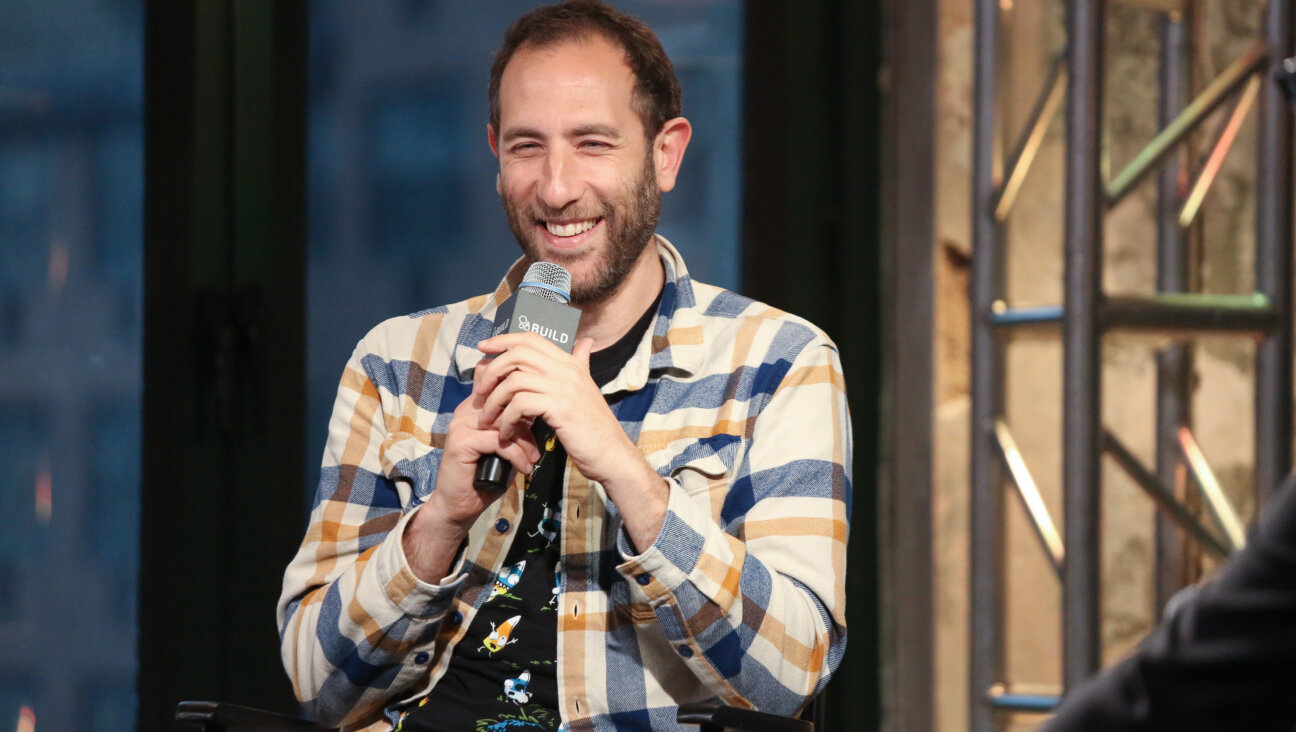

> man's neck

[{"left": 575, "top": 241, "right": 664, "bottom": 351}]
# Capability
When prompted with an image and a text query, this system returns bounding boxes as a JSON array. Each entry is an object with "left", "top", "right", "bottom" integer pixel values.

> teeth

[{"left": 545, "top": 219, "right": 597, "bottom": 237}]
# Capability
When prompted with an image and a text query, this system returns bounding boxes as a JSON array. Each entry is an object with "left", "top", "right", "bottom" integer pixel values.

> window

[{"left": 0, "top": 2, "right": 144, "bottom": 729}]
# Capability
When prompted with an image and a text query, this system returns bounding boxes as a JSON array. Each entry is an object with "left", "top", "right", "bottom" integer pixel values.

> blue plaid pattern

[{"left": 278, "top": 239, "right": 852, "bottom": 731}]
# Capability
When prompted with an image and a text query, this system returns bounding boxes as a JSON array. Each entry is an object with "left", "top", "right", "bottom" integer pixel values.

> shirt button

[
  {"left": 495, "top": 518, "right": 510, "bottom": 533},
  {"left": 449, "top": 611, "right": 463, "bottom": 625},
  {"left": 414, "top": 652, "right": 430, "bottom": 664},
  {"left": 635, "top": 574, "right": 651, "bottom": 586},
  {"left": 678, "top": 645, "right": 693, "bottom": 658}
]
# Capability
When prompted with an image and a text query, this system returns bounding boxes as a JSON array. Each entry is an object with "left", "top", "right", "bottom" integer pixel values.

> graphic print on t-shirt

[
  {"left": 480, "top": 615, "right": 522, "bottom": 655},
  {"left": 504, "top": 669, "right": 532, "bottom": 704},
  {"left": 394, "top": 294, "right": 660, "bottom": 732},
  {"left": 548, "top": 561, "right": 561, "bottom": 608},
  {"left": 397, "top": 420, "right": 566, "bottom": 732},
  {"left": 527, "top": 499, "right": 561, "bottom": 547},
  {"left": 488, "top": 560, "right": 527, "bottom": 602}
]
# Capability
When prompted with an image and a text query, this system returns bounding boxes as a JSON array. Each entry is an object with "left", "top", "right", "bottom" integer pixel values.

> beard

[{"left": 502, "top": 152, "right": 661, "bottom": 305}]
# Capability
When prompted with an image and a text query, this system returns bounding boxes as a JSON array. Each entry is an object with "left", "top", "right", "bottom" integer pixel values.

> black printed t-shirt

[{"left": 398, "top": 292, "right": 659, "bottom": 732}]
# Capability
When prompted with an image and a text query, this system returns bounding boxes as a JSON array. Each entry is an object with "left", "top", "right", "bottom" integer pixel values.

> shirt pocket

[
  {"left": 669, "top": 451, "right": 730, "bottom": 496},
  {"left": 644, "top": 436, "right": 739, "bottom": 519},
  {"left": 663, "top": 448, "right": 733, "bottom": 526},
  {"left": 380, "top": 433, "right": 441, "bottom": 506}
]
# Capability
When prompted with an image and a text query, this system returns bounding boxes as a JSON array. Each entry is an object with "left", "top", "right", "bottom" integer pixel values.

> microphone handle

[{"left": 474, "top": 454, "right": 511, "bottom": 492}]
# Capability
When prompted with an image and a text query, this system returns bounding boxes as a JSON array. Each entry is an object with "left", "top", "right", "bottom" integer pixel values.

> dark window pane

[
  {"left": 0, "top": 1, "right": 143, "bottom": 729},
  {"left": 0, "top": 406, "right": 49, "bottom": 561}
]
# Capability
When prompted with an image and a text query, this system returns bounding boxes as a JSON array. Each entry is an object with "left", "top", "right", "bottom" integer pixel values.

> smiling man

[{"left": 277, "top": 3, "right": 851, "bottom": 731}]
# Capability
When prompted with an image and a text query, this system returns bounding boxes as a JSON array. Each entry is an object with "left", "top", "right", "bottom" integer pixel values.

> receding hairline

[
  {"left": 490, "top": 27, "right": 664, "bottom": 139},
  {"left": 502, "top": 32, "right": 636, "bottom": 83}
]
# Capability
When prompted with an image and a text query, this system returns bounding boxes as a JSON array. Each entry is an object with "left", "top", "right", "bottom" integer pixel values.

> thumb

[{"left": 573, "top": 337, "right": 595, "bottom": 371}]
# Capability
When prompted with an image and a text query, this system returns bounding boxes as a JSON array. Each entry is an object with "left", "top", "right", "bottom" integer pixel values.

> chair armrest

[
  {"left": 175, "top": 701, "right": 336, "bottom": 732},
  {"left": 676, "top": 702, "right": 814, "bottom": 732},
  {"left": 1277, "top": 56, "right": 1296, "bottom": 107}
]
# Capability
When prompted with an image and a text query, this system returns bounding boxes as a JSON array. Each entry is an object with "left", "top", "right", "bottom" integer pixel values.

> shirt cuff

[
  {"left": 377, "top": 505, "right": 467, "bottom": 618},
  {"left": 614, "top": 477, "right": 730, "bottom": 600}
]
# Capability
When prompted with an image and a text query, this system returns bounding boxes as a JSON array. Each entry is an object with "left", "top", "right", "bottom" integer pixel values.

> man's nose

[{"left": 538, "top": 149, "right": 581, "bottom": 210}]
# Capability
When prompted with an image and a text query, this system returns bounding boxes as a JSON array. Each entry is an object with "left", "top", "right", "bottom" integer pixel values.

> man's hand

[
  {"left": 474, "top": 332, "right": 668, "bottom": 552},
  {"left": 402, "top": 371, "right": 541, "bottom": 583}
]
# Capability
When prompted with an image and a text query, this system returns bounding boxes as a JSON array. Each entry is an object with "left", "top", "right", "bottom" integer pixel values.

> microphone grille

[{"left": 519, "top": 261, "right": 572, "bottom": 304}]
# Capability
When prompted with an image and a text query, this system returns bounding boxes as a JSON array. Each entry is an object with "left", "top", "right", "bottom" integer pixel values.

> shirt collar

[{"left": 450, "top": 236, "right": 706, "bottom": 389}]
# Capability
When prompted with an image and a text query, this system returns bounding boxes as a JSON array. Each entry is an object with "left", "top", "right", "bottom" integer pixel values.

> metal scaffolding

[{"left": 969, "top": 1, "right": 1295, "bottom": 730}]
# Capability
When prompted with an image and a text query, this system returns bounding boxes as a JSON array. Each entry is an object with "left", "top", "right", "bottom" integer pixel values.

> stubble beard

[{"left": 503, "top": 153, "right": 661, "bottom": 306}]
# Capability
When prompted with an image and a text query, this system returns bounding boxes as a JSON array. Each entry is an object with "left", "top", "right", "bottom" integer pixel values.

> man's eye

[{"left": 579, "top": 140, "right": 610, "bottom": 150}]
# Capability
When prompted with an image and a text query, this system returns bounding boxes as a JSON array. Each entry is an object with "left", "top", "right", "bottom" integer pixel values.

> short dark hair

[{"left": 488, "top": 0, "right": 682, "bottom": 140}]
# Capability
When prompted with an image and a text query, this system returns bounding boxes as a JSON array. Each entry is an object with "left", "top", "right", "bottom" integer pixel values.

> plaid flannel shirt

[{"left": 277, "top": 238, "right": 852, "bottom": 731}]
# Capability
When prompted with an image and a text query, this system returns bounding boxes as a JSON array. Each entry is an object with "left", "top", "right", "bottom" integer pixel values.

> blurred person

[{"left": 1043, "top": 474, "right": 1296, "bottom": 731}]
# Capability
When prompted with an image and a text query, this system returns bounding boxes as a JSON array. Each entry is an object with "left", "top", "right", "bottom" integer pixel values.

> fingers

[
  {"left": 477, "top": 332, "right": 564, "bottom": 356},
  {"left": 491, "top": 434, "right": 540, "bottom": 476},
  {"left": 477, "top": 370, "right": 548, "bottom": 430},
  {"left": 473, "top": 335, "right": 574, "bottom": 398},
  {"left": 448, "top": 391, "right": 541, "bottom": 471},
  {"left": 449, "top": 420, "right": 538, "bottom": 474},
  {"left": 492, "top": 392, "right": 546, "bottom": 442},
  {"left": 473, "top": 343, "right": 538, "bottom": 398},
  {"left": 471, "top": 332, "right": 600, "bottom": 444}
]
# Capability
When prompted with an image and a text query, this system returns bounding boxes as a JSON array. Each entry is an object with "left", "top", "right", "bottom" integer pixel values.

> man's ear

[{"left": 652, "top": 117, "right": 692, "bottom": 193}]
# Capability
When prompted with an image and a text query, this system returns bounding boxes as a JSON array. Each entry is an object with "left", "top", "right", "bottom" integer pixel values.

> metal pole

[
  {"left": 1100, "top": 293, "right": 1279, "bottom": 333},
  {"left": 1254, "top": 0, "right": 1295, "bottom": 506},
  {"left": 970, "top": 0, "right": 1005, "bottom": 727},
  {"left": 1063, "top": 0, "right": 1104, "bottom": 690},
  {"left": 1105, "top": 40, "right": 1269, "bottom": 206},
  {"left": 1154, "top": 6, "right": 1195, "bottom": 613}
]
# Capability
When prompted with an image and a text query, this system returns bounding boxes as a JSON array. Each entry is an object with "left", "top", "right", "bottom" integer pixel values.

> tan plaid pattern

[{"left": 278, "top": 239, "right": 851, "bottom": 730}]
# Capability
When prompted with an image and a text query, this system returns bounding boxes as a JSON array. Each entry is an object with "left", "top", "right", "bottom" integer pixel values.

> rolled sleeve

[{"left": 276, "top": 334, "right": 462, "bottom": 727}]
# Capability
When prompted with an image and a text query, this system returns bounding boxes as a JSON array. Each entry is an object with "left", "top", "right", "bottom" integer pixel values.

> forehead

[{"left": 497, "top": 36, "right": 640, "bottom": 132}]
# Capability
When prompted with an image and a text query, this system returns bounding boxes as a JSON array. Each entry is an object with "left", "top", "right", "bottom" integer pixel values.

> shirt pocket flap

[{"left": 380, "top": 433, "right": 440, "bottom": 505}]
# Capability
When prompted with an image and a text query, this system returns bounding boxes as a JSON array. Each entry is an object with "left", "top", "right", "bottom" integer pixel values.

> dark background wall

[
  {"left": 741, "top": 2, "right": 887, "bottom": 730},
  {"left": 139, "top": 2, "right": 308, "bottom": 728}
]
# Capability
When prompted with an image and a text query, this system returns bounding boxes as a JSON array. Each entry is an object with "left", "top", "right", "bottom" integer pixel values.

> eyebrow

[
  {"left": 500, "top": 126, "right": 544, "bottom": 143},
  {"left": 568, "top": 124, "right": 620, "bottom": 139},
  {"left": 500, "top": 124, "right": 622, "bottom": 143}
]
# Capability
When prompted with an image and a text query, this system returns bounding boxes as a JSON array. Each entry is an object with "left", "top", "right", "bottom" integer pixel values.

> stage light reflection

[
  {"left": 35, "top": 463, "right": 52, "bottom": 524},
  {"left": 48, "top": 240, "right": 68, "bottom": 295},
  {"left": 16, "top": 706, "right": 36, "bottom": 732}
]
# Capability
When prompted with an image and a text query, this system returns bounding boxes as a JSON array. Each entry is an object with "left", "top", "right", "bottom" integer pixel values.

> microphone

[{"left": 473, "top": 261, "right": 582, "bottom": 492}]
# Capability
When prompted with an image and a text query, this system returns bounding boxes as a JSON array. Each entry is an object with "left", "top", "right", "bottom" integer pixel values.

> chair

[
  {"left": 175, "top": 696, "right": 821, "bottom": 731},
  {"left": 1278, "top": 55, "right": 1296, "bottom": 106},
  {"left": 174, "top": 702, "right": 331, "bottom": 731}
]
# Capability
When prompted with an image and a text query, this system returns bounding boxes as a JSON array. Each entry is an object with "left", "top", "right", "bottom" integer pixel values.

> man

[{"left": 278, "top": 2, "right": 851, "bottom": 730}]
